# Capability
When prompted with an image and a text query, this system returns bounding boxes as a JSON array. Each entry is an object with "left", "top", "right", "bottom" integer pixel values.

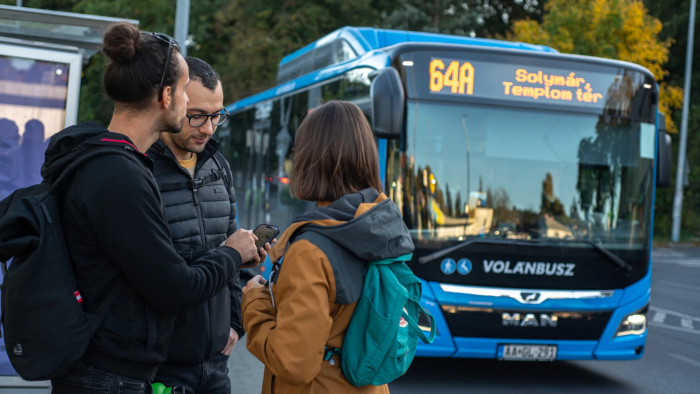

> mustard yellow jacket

[{"left": 242, "top": 188, "right": 414, "bottom": 393}]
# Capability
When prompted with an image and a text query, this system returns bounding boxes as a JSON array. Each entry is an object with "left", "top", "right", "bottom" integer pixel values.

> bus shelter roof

[{"left": 0, "top": 5, "right": 138, "bottom": 61}]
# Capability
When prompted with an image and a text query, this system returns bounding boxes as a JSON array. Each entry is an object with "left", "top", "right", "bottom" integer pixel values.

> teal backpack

[{"left": 324, "top": 253, "right": 436, "bottom": 386}]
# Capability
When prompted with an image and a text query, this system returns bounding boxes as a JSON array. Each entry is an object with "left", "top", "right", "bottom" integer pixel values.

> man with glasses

[
  {"left": 43, "top": 23, "right": 264, "bottom": 393},
  {"left": 148, "top": 57, "right": 245, "bottom": 393}
]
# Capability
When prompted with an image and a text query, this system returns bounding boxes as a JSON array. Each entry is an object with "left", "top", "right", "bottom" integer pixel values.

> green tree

[
  {"left": 0, "top": 0, "right": 78, "bottom": 9},
  {"left": 644, "top": 0, "right": 700, "bottom": 241},
  {"left": 72, "top": 0, "right": 231, "bottom": 124},
  {"left": 69, "top": 0, "right": 177, "bottom": 124},
  {"left": 382, "top": 0, "right": 543, "bottom": 37},
  {"left": 213, "top": 0, "right": 394, "bottom": 102},
  {"left": 509, "top": 0, "right": 683, "bottom": 132},
  {"left": 3, "top": 0, "right": 396, "bottom": 123}
]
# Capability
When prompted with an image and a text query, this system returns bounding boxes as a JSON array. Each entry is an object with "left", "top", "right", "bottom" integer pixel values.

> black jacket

[
  {"left": 44, "top": 123, "right": 241, "bottom": 381},
  {"left": 148, "top": 139, "right": 243, "bottom": 364}
]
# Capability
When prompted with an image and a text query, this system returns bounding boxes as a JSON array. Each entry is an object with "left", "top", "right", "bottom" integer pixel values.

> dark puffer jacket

[
  {"left": 148, "top": 139, "right": 243, "bottom": 363},
  {"left": 45, "top": 123, "right": 240, "bottom": 381}
]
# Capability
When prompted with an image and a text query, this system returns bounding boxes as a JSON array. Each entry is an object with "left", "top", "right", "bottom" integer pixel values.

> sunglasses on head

[{"left": 142, "top": 32, "right": 180, "bottom": 101}]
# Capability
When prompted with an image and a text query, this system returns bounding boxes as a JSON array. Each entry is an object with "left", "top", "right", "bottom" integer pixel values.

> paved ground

[{"left": 228, "top": 336, "right": 264, "bottom": 393}]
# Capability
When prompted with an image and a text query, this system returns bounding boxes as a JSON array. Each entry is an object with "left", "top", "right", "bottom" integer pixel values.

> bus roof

[
  {"left": 228, "top": 26, "right": 559, "bottom": 113},
  {"left": 226, "top": 49, "right": 391, "bottom": 113},
  {"left": 276, "top": 26, "right": 557, "bottom": 84},
  {"left": 280, "top": 26, "right": 557, "bottom": 68}
]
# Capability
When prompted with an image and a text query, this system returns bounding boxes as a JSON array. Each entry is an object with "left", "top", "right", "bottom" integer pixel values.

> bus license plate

[{"left": 501, "top": 344, "right": 557, "bottom": 361}]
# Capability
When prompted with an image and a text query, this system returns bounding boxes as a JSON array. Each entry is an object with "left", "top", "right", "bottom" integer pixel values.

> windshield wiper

[
  {"left": 418, "top": 238, "right": 529, "bottom": 265},
  {"left": 535, "top": 238, "right": 633, "bottom": 274},
  {"left": 417, "top": 237, "right": 633, "bottom": 274}
]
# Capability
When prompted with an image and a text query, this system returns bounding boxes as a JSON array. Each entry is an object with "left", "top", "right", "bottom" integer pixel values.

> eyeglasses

[
  {"left": 186, "top": 108, "right": 230, "bottom": 128},
  {"left": 142, "top": 32, "right": 179, "bottom": 101}
]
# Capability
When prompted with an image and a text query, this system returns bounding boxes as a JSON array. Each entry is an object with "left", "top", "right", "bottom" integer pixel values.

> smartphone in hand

[
  {"left": 242, "top": 224, "right": 279, "bottom": 267},
  {"left": 253, "top": 224, "right": 279, "bottom": 251}
]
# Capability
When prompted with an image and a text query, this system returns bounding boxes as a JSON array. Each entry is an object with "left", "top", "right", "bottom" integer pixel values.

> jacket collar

[{"left": 148, "top": 138, "right": 221, "bottom": 169}]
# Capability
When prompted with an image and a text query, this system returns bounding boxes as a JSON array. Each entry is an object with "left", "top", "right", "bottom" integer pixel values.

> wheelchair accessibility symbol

[{"left": 457, "top": 258, "right": 472, "bottom": 275}]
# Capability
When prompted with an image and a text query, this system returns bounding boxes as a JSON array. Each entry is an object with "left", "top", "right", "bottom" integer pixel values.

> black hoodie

[{"left": 44, "top": 123, "right": 241, "bottom": 380}]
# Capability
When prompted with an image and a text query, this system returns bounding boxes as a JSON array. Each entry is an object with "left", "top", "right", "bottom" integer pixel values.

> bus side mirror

[
  {"left": 656, "top": 113, "right": 672, "bottom": 188},
  {"left": 370, "top": 68, "right": 404, "bottom": 139}
]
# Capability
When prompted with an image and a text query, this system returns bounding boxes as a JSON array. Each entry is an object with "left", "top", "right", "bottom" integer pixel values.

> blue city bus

[{"left": 221, "top": 26, "right": 672, "bottom": 361}]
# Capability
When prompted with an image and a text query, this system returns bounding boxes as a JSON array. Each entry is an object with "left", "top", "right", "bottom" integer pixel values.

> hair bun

[{"left": 103, "top": 22, "right": 141, "bottom": 64}]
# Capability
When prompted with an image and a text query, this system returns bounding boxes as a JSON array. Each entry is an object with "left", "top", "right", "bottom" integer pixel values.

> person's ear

[{"left": 160, "top": 86, "right": 172, "bottom": 109}]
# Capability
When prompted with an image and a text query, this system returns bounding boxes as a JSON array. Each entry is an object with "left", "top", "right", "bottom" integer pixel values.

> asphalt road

[{"left": 229, "top": 246, "right": 700, "bottom": 393}]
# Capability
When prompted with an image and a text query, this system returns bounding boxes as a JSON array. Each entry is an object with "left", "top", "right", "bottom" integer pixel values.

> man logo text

[{"left": 502, "top": 313, "right": 558, "bottom": 327}]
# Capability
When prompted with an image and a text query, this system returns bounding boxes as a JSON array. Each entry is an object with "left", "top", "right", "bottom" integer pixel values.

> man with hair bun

[{"left": 44, "top": 22, "right": 266, "bottom": 393}]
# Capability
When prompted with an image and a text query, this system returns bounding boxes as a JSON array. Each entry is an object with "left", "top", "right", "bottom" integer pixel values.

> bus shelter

[{"left": 0, "top": 5, "right": 137, "bottom": 391}]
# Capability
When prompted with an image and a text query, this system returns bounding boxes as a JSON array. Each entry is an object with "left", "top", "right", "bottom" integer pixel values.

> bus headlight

[{"left": 614, "top": 306, "right": 648, "bottom": 337}]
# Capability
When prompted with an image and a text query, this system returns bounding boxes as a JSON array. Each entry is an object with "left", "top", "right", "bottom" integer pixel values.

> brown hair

[
  {"left": 102, "top": 22, "right": 181, "bottom": 107},
  {"left": 291, "top": 100, "right": 381, "bottom": 202}
]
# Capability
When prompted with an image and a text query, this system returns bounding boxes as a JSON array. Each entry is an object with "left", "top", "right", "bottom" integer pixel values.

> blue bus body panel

[
  {"left": 377, "top": 138, "right": 387, "bottom": 190},
  {"left": 228, "top": 50, "right": 391, "bottom": 113},
  {"left": 279, "top": 27, "right": 375, "bottom": 66},
  {"left": 593, "top": 270, "right": 650, "bottom": 360},
  {"left": 232, "top": 26, "right": 557, "bottom": 113},
  {"left": 416, "top": 269, "right": 651, "bottom": 360},
  {"left": 416, "top": 279, "right": 457, "bottom": 357},
  {"left": 428, "top": 282, "right": 624, "bottom": 311},
  {"left": 279, "top": 26, "right": 557, "bottom": 67},
  {"left": 363, "top": 27, "right": 557, "bottom": 53}
]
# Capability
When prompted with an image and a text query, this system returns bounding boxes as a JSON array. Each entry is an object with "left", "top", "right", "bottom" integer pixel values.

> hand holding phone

[
  {"left": 223, "top": 229, "right": 261, "bottom": 266},
  {"left": 253, "top": 224, "right": 280, "bottom": 251},
  {"left": 242, "top": 224, "right": 279, "bottom": 267}
]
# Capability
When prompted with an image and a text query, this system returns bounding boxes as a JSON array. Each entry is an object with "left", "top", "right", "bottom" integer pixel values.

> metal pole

[
  {"left": 16, "top": 0, "right": 22, "bottom": 7},
  {"left": 671, "top": 0, "right": 697, "bottom": 242},
  {"left": 174, "top": 0, "right": 190, "bottom": 57}
]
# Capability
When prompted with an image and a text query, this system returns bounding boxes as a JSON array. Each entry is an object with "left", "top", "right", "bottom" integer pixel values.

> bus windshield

[{"left": 392, "top": 100, "right": 656, "bottom": 250}]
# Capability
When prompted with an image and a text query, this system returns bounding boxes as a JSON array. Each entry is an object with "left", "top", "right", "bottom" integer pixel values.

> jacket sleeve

[
  {"left": 229, "top": 269, "right": 244, "bottom": 337},
  {"left": 177, "top": 248, "right": 209, "bottom": 264},
  {"left": 242, "top": 239, "right": 334, "bottom": 385},
  {"left": 81, "top": 155, "right": 241, "bottom": 315}
]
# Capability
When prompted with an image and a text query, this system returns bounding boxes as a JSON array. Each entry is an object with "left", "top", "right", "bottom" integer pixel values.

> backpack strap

[
  {"left": 211, "top": 152, "right": 233, "bottom": 192},
  {"left": 401, "top": 295, "right": 436, "bottom": 344},
  {"left": 293, "top": 230, "right": 364, "bottom": 305},
  {"left": 158, "top": 173, "right": 222, "bottom": 192},
  {"left": 157, "top": 153, "right": 230, "bottom": 193},
  {"left": 323, "top": 346, "right": 341, "bottom": 361},
  {"left": 88, "top": 280, "right": 127, "bottom": 332},
  {"left": 368, "top": 255, "right": 436, "bottom": 344}
]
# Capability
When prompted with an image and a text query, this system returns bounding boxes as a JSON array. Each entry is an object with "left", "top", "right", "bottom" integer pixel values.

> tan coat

[{"left": 242, "top": 194, "right": 397, "bottom": 394}]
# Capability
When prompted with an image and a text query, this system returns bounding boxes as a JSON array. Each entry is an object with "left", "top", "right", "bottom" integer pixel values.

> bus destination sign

[{"left": 427, "top": 56, "right": 609, "bottom": 108}]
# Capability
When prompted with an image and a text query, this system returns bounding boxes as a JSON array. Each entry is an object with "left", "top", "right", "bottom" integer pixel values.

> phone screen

[{"left": 253, "top": 224, "right": 279, "bottom": 249}]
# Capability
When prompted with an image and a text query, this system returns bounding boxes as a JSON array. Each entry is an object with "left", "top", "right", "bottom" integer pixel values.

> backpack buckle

[
  {"left": 189, "top": 178, "right": 204, "bottom": 189},
  {"left": 323, "top": 346, "right": 341, "bottom": 361}
]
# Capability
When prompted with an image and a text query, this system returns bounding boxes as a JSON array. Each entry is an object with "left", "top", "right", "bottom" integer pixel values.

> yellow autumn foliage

[{"left": 508, "top": 0, "right": 683, "bottom": 132}]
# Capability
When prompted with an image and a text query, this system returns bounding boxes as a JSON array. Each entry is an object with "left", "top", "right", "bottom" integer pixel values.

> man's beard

[
  {"left": 161, "top": 100, "right": 184, "bottom": 134},
  {"left": 172, "top": 133, "right": 206, "bottom": 155}
]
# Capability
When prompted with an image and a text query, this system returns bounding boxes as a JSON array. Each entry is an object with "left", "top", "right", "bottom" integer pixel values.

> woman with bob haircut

[{"left": 242, "top": 100, "right": 414, "bottom": 393}]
